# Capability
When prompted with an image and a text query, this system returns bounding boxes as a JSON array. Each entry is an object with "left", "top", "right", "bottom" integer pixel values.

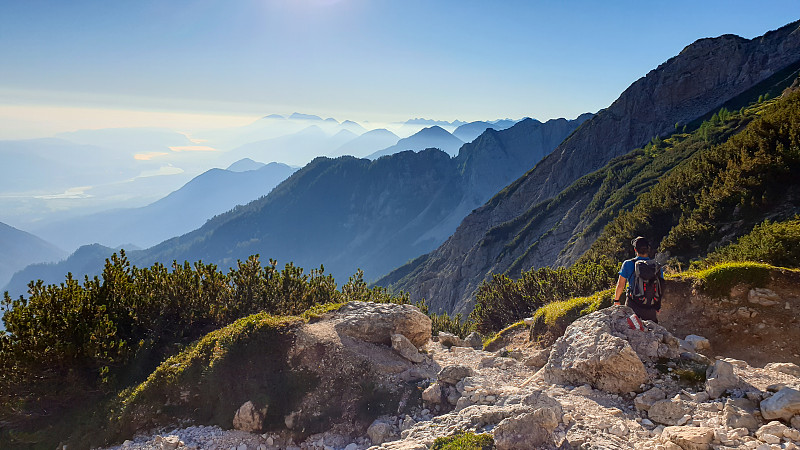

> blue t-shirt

[{"left": 619, "top": 256, "right": 663, "bottom": 292}]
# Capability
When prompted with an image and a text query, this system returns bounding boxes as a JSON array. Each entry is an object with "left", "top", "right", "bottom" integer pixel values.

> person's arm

[{"left": 614, "top": 275, "right": 627, "bottom": 305}]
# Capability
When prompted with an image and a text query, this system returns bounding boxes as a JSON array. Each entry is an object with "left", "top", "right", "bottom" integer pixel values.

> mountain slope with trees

[{"left": 379, "top": 21, "right": 800, "bottom": 314}]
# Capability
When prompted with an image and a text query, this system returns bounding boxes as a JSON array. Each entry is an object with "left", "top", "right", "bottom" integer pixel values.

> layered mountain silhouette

[
  {"left": 0, "top": 222, "right": 65, "bottom": 289},
  {"left": 5, "top": 243, "right": 116, "bottom": 299},
  {"left": 367, "top": 126, "right": 464, "bottom": 159},
  {"left": 226, "top": 126, "right": 358, "bottom": 167},
  {"left": 331, "top": 128, "right": 400, "bottom": 158},
  {"left": 30, "top": 162, "right": 296, "bottom": 252},
  {"left": 5, "top": 115, "right": 588, "bottom": 296},
  {"left": 378, "top": 20, "right": 800, "bottom": 315},
  {"left": 453, "top": 120, "right": 518, "bottom": 142}
]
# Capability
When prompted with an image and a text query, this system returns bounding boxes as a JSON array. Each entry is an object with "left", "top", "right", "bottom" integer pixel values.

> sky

[{"left": 0, "top": 0, "right": 798, "bottom": 138}]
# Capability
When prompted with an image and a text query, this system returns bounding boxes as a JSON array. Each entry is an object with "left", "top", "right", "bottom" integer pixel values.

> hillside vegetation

[
  {"left": 439, "top": 86, "right": 800, "bottom": 336},
  {"left": 0, "top": 253, "right": 406, "bottom": 449}
]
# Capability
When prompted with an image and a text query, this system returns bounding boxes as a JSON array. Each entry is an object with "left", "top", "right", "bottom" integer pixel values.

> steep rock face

[{"left": 382, "top": 21, "right": 800, "bottom": 314}]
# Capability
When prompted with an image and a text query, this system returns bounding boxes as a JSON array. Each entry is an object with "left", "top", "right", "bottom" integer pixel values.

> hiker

[{"left": 613, "top": 236, "right": 664, "bottom": 323}]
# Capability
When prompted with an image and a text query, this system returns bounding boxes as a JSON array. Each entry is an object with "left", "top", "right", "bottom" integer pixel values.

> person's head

[{"left": 631, "top": 236, "right": 651, "bottom": 256}]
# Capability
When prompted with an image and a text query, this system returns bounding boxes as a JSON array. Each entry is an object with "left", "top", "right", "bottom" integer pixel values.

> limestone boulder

[
  {"left": 464, "top": 332, "right": 483, "bottom": 349},
  {"left": 367, "top": 420, "right": 392, "bottom": 445},
  {"left": 542, "top": 306, "right": 656, "bottom": 394},
  {"left": 332, "top": 302, "right": 431, "bottom": 347},
  {"left": 493, "top": 407, "right": 560, "bottom": 450},
  {"left": 684, "top": 335, "right": 711, "bottom": 353},
  {"left": 761, "top": 387, "right": 800, "bottom": 421},
  {"left": 723, "top": 398, "right": 759, "bottom": 431},
  {"left": 422, "top": 382, "right": 444, "bottom": 404},
  {"left": 649, "top": 398, "right": 692, "bottom": 426},
  {"left": 661, "top": 426, "right": 714, "bottom": 450},
  {"left": 437, "top": 331, "right": 465, "bottom": 348},
  {"left": 232, "top": 401, "right": 266, "bottom": 433},
  {"left": 764, "top": 362, "right": 800, "bottom": 378},
  {"left": 523, "top": 348, "right": 550, "bottom": 368},
  {"left": 748, "top": 288, "right": 782, "bottom": 306},
  {"left": 756, "top": 421, "right": 792, "bottom": 440},
  {"left": 391, "top": 333, "right": 424, "bottom": 363},
  {"left": 438, "top": 365, "right": 473, "bottom": 385},
  {"left": 635, "top": 387, "right": 667, "bottom": 412},
  {"left": 705, "top": 359, "right": 741, "bottom": 399}
]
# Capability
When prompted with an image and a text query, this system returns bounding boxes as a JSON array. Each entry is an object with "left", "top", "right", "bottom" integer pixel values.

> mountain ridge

[{"left": 380, "top": 20, "right": 800, "bottom": 314}]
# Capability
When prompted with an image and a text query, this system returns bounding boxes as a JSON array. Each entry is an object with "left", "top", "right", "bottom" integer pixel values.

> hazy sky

[{"left": 1, "top": 0, "right": 797, "bottom": 138}]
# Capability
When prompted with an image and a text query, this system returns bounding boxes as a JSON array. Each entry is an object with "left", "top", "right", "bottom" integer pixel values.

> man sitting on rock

[{"left": 613, "top": 236, "right": 664, "bottom": 323}]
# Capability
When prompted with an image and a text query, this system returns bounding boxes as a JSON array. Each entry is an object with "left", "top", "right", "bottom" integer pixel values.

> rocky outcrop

[
  {"left": 541, "top": 306, "right": 681, "bottom": 393},
  {"left": 705, "top": 360, "right": 742, "bottom": 399},
  {"left": 382, "top": 20, "right": 800, "bottom": 315},
  {"left": 332, "top": 302, "right": 432, "bottom": 347},
  {"left": 493, "top": 407, "right": 560, "bottom": 450},
  {"left": 761, "top": 387, "right": 800, "bottom": 421},
  {"left": 108, "top": 301, "right": 800, "bottom": 450}
]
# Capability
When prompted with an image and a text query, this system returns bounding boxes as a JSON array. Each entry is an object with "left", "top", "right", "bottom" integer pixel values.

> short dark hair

[{"left": 631, "top": 236, "right": 650, "bottom": 252}]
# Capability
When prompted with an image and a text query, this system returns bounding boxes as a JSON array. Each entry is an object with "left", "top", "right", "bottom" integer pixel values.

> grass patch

[
  {"left": 687, "top": 262, "right": 774, "bottom": 298},
  {"left": 482, "top": 320, "right": 524, "bottom": 351},
  {"left": 110, "top": 312, "right": 310, "bottom": 443},
  {"left": 431, "top": 432, "right": 494, "bottom": 450},
  {"left": 532, "top": 289, "right": 613, "bottom": 328},
  {"left": 301, "top": 302, "right": 347, "bottom": 320}
]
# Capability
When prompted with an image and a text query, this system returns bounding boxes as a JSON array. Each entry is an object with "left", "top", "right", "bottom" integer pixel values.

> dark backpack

[{"left": 627, "top": 259, "right": 663, "bottom": 309}]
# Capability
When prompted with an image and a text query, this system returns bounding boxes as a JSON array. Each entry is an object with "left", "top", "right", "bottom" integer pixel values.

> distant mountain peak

[
  {"left": 261, "top": 114, "right": 285, "bottom": 120},
  {"left": 227, "top": 158, "right": 266, "bottom": 172},
  {"left": 289, "top": 113, "right": 324, "bottom": 121}
]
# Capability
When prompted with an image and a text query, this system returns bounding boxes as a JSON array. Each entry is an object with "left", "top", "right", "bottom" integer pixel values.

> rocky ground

[{"left": 103, "top": 284, "right": 800, "bottom": 450}]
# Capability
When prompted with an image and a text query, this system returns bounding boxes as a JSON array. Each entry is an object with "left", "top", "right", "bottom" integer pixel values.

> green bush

[
  {"left": 689, "top": 262, "right": 773, "bottom": 298},
  {"left": 469, "top": 259, "right": 616, "bottom": 333},
  {"left": 703, "top": 217, "right": 800, "bottom": 267},
  {"left": 0, "top": 252, "right": 407, "bottom": 449},
  {"left": 431, "top": 432, "right": 494, "bottom": 450}
]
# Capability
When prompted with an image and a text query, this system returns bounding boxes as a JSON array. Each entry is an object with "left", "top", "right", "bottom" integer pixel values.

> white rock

[
  {"left": 748, "top": 288, "right": 781, "bottom": 306},
  {"left": 764, "top": 362, "right": 800, "bottom": 377},
  {"left": 685, "top": 334, "right": 711, "bottom": 352},
  {"left": 391, "top": 333, "right": 425, "bottom": 363},
  {"left": 609, "top": 422, "right": 628, "bottom": 437},
  {"left": 706, "top": 360, "right": 740, "bottom": 399},
  {"left": 649, "top": 399, "right": 691, "bottom": 426},
  {"left": 367, "top": 420, "right": 392, "bottom": 445},
  {"left": 437, "top": 365, "right": 473, "bottom": 385},
  {"left": 757, "top": 421, "right": 790, "bottom": 439},
  {"left": 761, "top": 388, "right": 800, "bottom": 421},
  {"left": 494, "top": 407, "right": 560, "bottom": 450},
  {"left": 437, "top": 331, "right": 464, "bottom": 347},
  {"left": 334, "top": 302, "right": 432, "bottom": 347},
  {"left": 760, "top": 433, "right": 781, "bottom": 444},
  {"left": 422, "top": 382, "right": 443, "bottom": 404},
  {"left": 635, "top": 387, "right": 666, "bottom": 411},
  {"left": 661, "top": 426, "right": 714, "bottom": 450},
  {"left": 464, "top": 332, "right": 483, "bottom": 349},
  {"left": 344, "top": 444, "right": 358, "bottom": 450}
]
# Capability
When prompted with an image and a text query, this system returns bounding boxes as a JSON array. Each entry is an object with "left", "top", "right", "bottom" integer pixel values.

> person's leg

[{"left": 628, "top": 303, "right": 658, "bottom": 323}]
